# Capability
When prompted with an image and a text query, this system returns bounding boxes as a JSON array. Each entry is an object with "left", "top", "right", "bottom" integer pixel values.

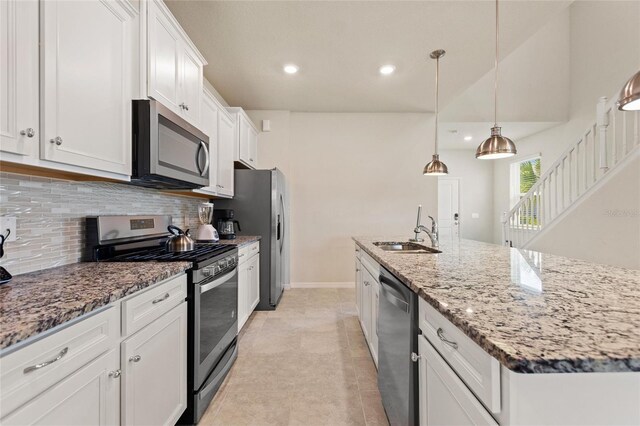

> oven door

[{"left": 193, "top": 266, "right": 238, "bottom": 389}]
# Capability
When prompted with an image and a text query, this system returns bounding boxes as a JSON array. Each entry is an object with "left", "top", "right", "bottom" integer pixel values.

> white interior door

[{"left": 438, "top": 178, "right": 460, "bottom": 239}]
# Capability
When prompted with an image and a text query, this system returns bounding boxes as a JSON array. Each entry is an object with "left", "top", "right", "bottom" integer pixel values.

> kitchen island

[{"left": 353, "top": 236, "right": 640, "bottom": 425}]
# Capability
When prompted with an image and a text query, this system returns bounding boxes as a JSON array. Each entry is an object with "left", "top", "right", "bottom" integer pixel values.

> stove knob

[
  {"left": 214, "top": 265, "right": 221, "bottom": 274},
  {"left": 203, "top": 268, "right": 213, "bottom": 277}
]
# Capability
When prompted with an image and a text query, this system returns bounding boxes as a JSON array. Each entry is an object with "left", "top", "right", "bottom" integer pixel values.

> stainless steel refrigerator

[{"left": 215, "top": 168, "right": 289, "bottom": 310}]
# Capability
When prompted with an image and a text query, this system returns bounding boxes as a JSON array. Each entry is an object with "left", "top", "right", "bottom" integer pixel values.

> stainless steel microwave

[{"left": 132, "top": 99, "right": 210, "bottom": 189}]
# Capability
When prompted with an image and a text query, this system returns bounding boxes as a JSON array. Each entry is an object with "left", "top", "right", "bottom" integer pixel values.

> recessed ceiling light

[
  {"left": 379, "top": 65, "right": 396, "bottom": 75},
  {"left": 464, "top": 136, "right": 473, "bottom": 141},
  {"left": 283, "top": 64, "right": 299, "bottom": 74}
]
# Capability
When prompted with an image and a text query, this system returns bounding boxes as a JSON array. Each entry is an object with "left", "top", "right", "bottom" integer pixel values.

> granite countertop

[
  {"left": 353, "top": 236, "right": 640, "bottom": 374},
  {"left": 0, "top": 262, "right": 191, "bottom": 351},
  {"left": 217, "top": 236, "right": 261, "bottom": 247}
]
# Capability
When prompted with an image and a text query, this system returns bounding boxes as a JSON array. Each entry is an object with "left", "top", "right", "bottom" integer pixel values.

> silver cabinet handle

[
  {"left": 179, "top": 103, "right": 185, "bottom": 110},
  {"left": 20, "top": 128, "right": 35, "bottom": 138},
  {"left": 410, "top": 352, "right": 422, "bottom": 362},
  {"left": 364, "top": 281, "right": 370, "bottom": 286},
  {"left": 185, "top": 104, "right": 189, "bottom": 111},
  {"left": 50, "top": 136, "right": 62, "bottom": 146},
  {"left": 249, "top": 158, "right": 254, "bottom": 162},
  {"left": 152, "top": 293, "right": 170, "bottom": 304},
  {"left": 437, "top": 328, "right": 458, "bottom": 349},
  {"left": 109, "top": 369, "right": 122, "bottom": 378},
  {"left": 24, "top": 347, "right": 69, "bottom": 374},
  {"left": 129, "top": 355, "right": 142, "bottom": 362}
]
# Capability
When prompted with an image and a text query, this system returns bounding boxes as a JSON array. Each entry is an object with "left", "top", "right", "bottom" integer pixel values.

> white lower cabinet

[
  {"left": 1, "top": 349, "right": 120, "bottom": 426},
  {"left": 121, "top": 302, "right": 187, "bottom": 426},
  {"left": 355, "top": 246, "right": 379, "bottom": 366},
  {"left": 238, "top": 242, "right": 260, "bottom": 331},
  {"left": 0, "top": 274, "right": 188, "bottom": 425},
  {"left": 419, "top": 336, "right": 497, "bottom": 426}
]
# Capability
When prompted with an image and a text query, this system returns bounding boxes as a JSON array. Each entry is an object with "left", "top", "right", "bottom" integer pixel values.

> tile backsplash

[{"left": 0, "top": 172, "right": 208, "bottom": 275}]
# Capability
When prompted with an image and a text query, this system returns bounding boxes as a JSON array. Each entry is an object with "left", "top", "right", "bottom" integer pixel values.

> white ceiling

[{"left": 165, "top": 0, "right": 572, "bottom": 113}]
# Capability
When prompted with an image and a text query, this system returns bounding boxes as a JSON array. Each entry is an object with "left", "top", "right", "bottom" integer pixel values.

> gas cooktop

[{"left": 109, "top": 243, "right": 234, "bottom": 263}]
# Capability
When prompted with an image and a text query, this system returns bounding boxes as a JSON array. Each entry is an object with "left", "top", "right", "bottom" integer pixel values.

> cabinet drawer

[
  {"left": 419, "top": 298, "right": 501, "bottom": 413},
  {"left": 0, "top": 307, "right": 119, "bottom": 417},
  {"left": 239, "top": 241, "right": 259, "bottom": 264},
  {"left": 121, "top": 273, "right": 187, "bottom": 336},
  {"left": 361, "top": 251, "right": 380, "bottom": 280}
]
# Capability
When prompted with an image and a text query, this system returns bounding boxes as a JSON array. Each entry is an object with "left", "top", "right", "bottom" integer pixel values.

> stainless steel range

[{"left": 86, "top": 215, "right": 238, "bottom": 424}]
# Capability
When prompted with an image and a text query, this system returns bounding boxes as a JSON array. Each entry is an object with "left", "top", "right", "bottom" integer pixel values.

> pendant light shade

[
  {"left": 423, "top": 154, "right": 449, "bottom": 175},
  {"left": 617, "top": 70, "right": 640, "bottom": 111},
  {"left": 423, "top": 49, "right": 448, "bottom": 176},
  {"left": 476, "top": 0, "right": 516, "bottom": 160},
  {"left": 476, "top": 126, "right": 517, "bottom": 159}
]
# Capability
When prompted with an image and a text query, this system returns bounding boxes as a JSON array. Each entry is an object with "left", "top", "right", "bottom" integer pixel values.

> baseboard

[
  {"left": 283, "top": 283, "right": 292, "bottom": 290},
  {"left": 289, "top": 282, "right": 355, "bottom": 289}
]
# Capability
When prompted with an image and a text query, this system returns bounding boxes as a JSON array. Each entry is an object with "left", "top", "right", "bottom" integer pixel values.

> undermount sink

[{"left": 373, "top": 241, "right": 441, "bottom": 254}]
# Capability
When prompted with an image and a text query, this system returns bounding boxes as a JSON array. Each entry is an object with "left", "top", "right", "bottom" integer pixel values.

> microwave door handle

[{"left": 199, "top": 141, "right": 210, "bottom": 177}]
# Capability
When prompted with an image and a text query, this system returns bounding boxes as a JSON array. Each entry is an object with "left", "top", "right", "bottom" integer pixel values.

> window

[{"left": 510, "top": 155, "right": 541, "bottom": 226}]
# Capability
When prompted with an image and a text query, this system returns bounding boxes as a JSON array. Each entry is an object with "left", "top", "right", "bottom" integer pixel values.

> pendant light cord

[
  {"left": 435, "top": 55, "right": 440, "bottom": 155},
  {"left": 494, "top": 0, "right": 499, "bottom": 127}
]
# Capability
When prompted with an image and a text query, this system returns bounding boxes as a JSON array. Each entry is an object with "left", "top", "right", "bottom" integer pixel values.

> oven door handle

[{"left": 199, "top": 268, "right": 237, "bottom": 294}]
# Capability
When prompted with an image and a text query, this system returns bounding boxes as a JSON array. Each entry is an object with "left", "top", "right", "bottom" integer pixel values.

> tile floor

[{"left": 198, "top": 288, "right": 389, "bottom": 426}]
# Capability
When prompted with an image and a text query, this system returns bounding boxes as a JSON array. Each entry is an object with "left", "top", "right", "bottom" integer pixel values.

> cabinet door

[
  {"left": 237, "top": 114, "right": 250, "bottom": 164},
  {"left": 418, "top": 336, "right": 497, "bottom": 426},
  {"left": 0, "top": 0, "right": 39, "bottom": 157},
  {"left": 179, "top": 47, "right": 202, "bottom": 126},
  {"left": 370, "top": 281, "right": 379, "bottom": 365},
  {"left": 237, "top": 261, "right": 249, "bottom": 331},
  {"left": 217, "top": 111, "right": 235, "bottom": 197},
  {"left": 40, "top": 0, "right": 133, "bottom": 175},
  {"left": 355, "top": 259, "right": 362, "bottom": 316},
  {"left": 248, "top": 254, "right": 260, "bottom": 312},
  {"left": 121, "top": 302, "right": 187, "bottom": 426},
  {"left": 200, "top": 91, "right": 218, "bottom": 192},
  {"left": 1, "top": 350, "right": 120, "bottom": 425},
  {"left": 248, "top": 124, "right": 258, "bottom": 168},
  {"left": 360, "top": 269, "right": 373, "bottom": 341},
  {"left": 147, "top": 0, "right": 180, "bottom": 112}
]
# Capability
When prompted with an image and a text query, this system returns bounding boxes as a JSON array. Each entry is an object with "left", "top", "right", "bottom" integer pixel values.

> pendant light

[
  {"left": 423, "top": 49, "right": 449, "bottom": 176},
  {"left": 476, "top": 0, "right": 517, "bottom": 160},
  {"left": 617, "top": 70, "right": 640, "bottom": 111}
]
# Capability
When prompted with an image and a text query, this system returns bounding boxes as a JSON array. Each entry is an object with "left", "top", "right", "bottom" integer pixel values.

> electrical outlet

[{"left": 0, "top": 217, "right": 17, "bottom": 242}]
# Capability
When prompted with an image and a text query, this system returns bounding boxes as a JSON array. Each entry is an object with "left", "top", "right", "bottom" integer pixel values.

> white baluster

[{"left": 597, "top": 96, "right": 609, "bottom": 171}]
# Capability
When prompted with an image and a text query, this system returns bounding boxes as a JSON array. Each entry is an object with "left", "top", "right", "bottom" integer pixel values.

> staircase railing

[{"left": 503, "top": 94, "right": 640, "bottom": 248}]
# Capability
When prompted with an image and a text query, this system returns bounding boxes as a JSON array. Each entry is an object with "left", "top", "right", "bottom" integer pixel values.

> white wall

[
  {"left": 528, "top": 154, "right": 640, "bottom": 270},
  {"left": 439, "top": 150, "right": 494, "bottom": 243},
  {"left": 493, "top": 1, "right": 640, "bottom": 250},
  {"left": 248, "top": 111, "right": 437, "bottom": 284}
]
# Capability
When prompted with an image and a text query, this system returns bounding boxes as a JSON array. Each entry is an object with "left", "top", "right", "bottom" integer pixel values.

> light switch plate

[{"left": 0, "top": 217, "right": 17, "bottom": 241}]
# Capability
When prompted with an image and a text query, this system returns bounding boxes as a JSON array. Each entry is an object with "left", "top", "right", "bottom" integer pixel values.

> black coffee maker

[{"left": 213, "top": 209, "right": 241, "bottom": 240}]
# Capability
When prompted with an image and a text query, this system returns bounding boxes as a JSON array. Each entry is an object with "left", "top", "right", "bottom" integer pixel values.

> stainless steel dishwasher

[{"left": 377, "top": 266, "right": 419, "bottom": 426}]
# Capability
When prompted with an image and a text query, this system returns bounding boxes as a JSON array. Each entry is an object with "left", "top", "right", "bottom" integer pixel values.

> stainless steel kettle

[{"left": 166, "top": 225, "right": 195, "bottom": 252}]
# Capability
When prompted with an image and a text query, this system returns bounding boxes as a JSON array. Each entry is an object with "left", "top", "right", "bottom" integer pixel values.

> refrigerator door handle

[
  {"left": 279, "top": 194, "right": 285, "bottom": 253},
  {"left": 277, "top": 214, "right": 281, "bottom": 240}
]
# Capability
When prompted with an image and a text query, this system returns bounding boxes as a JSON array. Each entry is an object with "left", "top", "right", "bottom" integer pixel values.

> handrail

[{"left": 503, "top": 92, "right": 639, "bottom": 248}]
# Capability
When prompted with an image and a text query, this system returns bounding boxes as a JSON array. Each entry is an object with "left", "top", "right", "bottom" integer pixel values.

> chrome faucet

[{"left": 410, "top": 205, "right": 439, "bottom": 247}]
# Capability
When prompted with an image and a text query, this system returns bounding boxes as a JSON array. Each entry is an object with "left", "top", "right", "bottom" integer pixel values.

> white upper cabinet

[
  {"left": 146, "top": 1, "right": 180, "bottom": 109},
  {"left": 217, "top": 110, "right": 235, "bottom": 197},
  {"left": 40, "top": 0, "right": 136, "bottom": 176},
  {"left": 227, "top": 108, "right": 258, "bottom": 169},
  {"left": 146, "top": 0, "right": 205, "bottom": 128},
  {"left": 0, "top": 0, "right": 39, "bottom": 158},
  {"left": 197, "top": 89, "right": 219, "bottom": 194}
]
